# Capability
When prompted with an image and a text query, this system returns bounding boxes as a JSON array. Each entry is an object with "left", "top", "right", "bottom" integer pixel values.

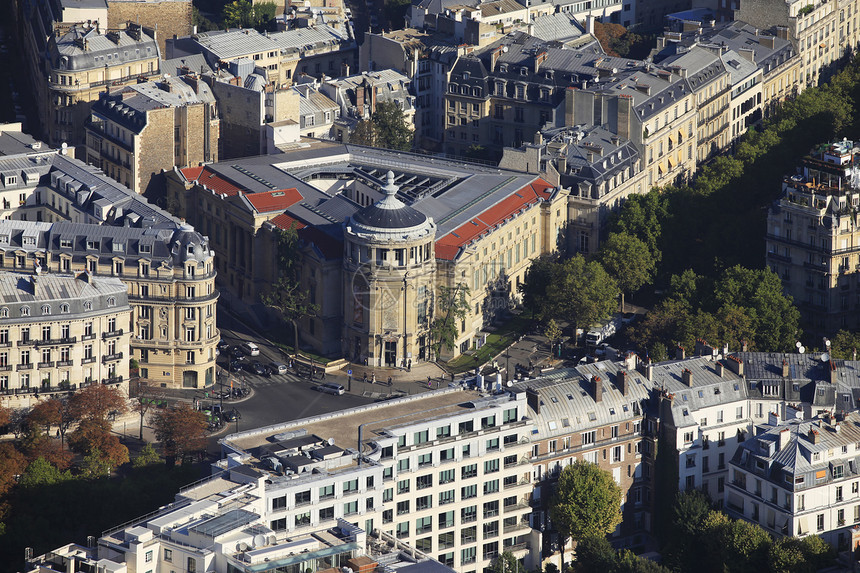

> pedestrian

[
  {"left": 371, "top": 372, "right": 376, "bottom": 384},
  {"left": 388, "top": 376, "right": 392, "bottom": 386},
  {"left": 407, "top": 359, "right": 412, "bottom": 371},
  {"left": 363, "top": 372, "right": 368, "bottom": 383},
  {"left": 321, "top": 370, "right": 326, "bottom": 380},
  {"left": 427, "top": 375, "right": 431, "bottom": 388}
]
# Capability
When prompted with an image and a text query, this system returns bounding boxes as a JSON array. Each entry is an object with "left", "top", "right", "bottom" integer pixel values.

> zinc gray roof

[
  {"left": 52, "top": 24, "right": 159, "bottom": 72},
  {"left": 516, "top": 360, "right": 651, "bottom": 440},
  {"left": 721, "top": 49, "right": 760, "bottom": 85},
  {"left": 529, "top": 12, "right": 586, "bottom": 44},
  {"left": 654, "top": 356, "right": 747, "bottom": 429}
]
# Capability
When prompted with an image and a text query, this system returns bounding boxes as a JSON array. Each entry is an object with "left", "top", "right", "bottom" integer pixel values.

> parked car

[
  {"left": 270, "top": 362, "right": 288, "bottom": 375},
  {"left": 222, "top": 408, "right": 241, "bottom": 422},
  {"left": 217, "top": 339, "right": 231, "bottom": 352},
  {"left": 229, "top": 359, "right": 244, "bottom": 372},
  {"left": 231, "top": 345, "right": 245, "bottom": 358},
  {"left": 315, "top": 382, "right": 345, "bottom": 395},
  {"left": 242, "top": 342, "right": 260, "bottom": 356}
]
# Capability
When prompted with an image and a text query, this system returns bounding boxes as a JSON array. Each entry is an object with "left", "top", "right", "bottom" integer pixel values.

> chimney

[
  {"left": 742, "top": 340, "right": 748, "bottom": 352},
  {"left": 490, "top": 45, "right": 503, "bottom": 72},
  {"left": 356, "top": 85, "right": 365, "bottom": 118},
  {"left": 617, "top": 370, "right": 628, "bottom": 396},
  {"left": 676, "top": 345, "right": 686, "bottom": 360},
  {"left": 526, "top": 387, "right": 540, "bottom": 415},
  {"left": 775, "top": 26, "right": 789, "bottom": 40},
  {"left": 617, "top": 94, "right": 632, "bottom": 141},
  {"left": 625, "top": 352, "right": 638, "bottom": 372},
  {"left": 782, "top": 359, "right": 790, "bottom": 378},
  {"left": 534, "top": 50, "right": 548, "bottom": 74},
  {"left": 726, "top": 355, "right": 745, "bottom": 377},
  {"left": 695, "top": 339, "right": 715, "bottom": 356},
  {"left": 768, "top": 411, "right": 780, "bottom": 426},
  {"left": 809, "top": 427, "right": 819, "bottom": 444},
  {"left": 637, "top": 359, "right": 653, "bottom": 381},
  {"left": 557, "top": 155, "right": 567, "bottom": 174},
  {"left": 716, "top": 361, "right": 725, "bottom": 377},
  {"left": 592, "top": 375, "right": 602, "bottom": 403},
  {"left": 829, "top": 359, "right": 837, "bottom": 383},
  {"left": 585, "top": 14, "right": 595, "bottom": 35},
  {"left": 564, "top": 87, "right": 577, "bottom": 126},
  {"left": 681, "top": 368, "right": 693, "bottom": 387},
  {"left": 778, "top": 428, "right": 790, "bottom": 451},
  {"left": 30, "top": 275, "right": 38, "bottom": 296}
]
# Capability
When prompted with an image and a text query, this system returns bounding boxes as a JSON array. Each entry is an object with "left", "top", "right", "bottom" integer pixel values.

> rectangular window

[
  {"left": 462, "top": 464, "right": 477, "bottom": 479},
  {"left": 484, "top": 459, "right": 499, "bottom": 474},
  {"left": 439, "top": 469, "right": 455, "bottom": 484},
  {"left": 439, "top": 511, "right": 455, "bottom": 529},
  {"left": 439, "top": 489, "right": 455, "bottom": 505},
  {"left": 417, "top": 474, "right": 433, "bottom": 489}
]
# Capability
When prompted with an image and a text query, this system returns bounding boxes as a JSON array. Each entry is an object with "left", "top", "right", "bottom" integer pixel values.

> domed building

[{"left": 344, "top": 171, "right": 437, "bottom": 366}]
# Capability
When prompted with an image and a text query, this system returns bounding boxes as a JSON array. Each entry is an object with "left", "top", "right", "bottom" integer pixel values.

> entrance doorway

[{"left": 384, "top": 341, "right": 397, "bottom": 366}]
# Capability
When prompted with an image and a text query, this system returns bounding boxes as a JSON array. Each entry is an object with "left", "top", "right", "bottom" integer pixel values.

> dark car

[
  {"left": 217, "top": 339, "right": 231, "bottom": 352},
  {"left": 250, "top": 361, "right": 269, "bottom": 376},
  {"left": 222, "top": 408, "right": 241, "bottom": 422},
  {"left": 229, "top": 359, "right": 244, "bottom": 372},
  {"left": 231, "top": 345, "right": 245, "bottom": 358}
]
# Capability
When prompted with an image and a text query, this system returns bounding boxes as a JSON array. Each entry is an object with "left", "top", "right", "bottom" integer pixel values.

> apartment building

[
  {"left": 32, "top": 22, "right": 161, "bottom": 151},
  {"left": 359, "top": 30, "right": 461, "bottom": 150},
  {"left": 520, "top": 356, "right": 655, "bottom": 558},
  {"left": 0, "top": 270, "right": 131, "bottom": 409},
  {"left": 499, "top": 124, "right": 648, "bottom": 256},
  {"left": 84, "top": 75, "right": 220, "bottom": 195},
  {"left": 765, "top": 138, "right": 860, "bottom": 334},
  {"left": 659, "top": 46, "right": 732, "bottom": 163},
  {"left": 735, "top": 0, "right": 860, "bottom": 90},
  {"left": 166, "top": 142, "right": 566, "bottom": 363},
  {"left": 726, "top": 411, "right": 860, "bottom": 550},
  {"left": 655, "top": 349, "right": 750, "bottom": 503},
  {"left": 320, "top": 70, "right": 416, "bottom": 143},
  {"left": 171, "top": 24, "right": 356, "bottom": 88},
  {"left": 657, "top": 21, "right": 801, "bottom": 121},
  {"left": 291, "top": 83, "right": 341, "bottom": 139},
  {"left": 0, "top": 147, "right": 217, "bottom": 390}
]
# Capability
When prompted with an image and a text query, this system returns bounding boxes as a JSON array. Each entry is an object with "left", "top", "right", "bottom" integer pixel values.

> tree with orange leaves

[
  {"left": 28, "top": 397, "right": 76, "bottom": 447},
  {"left": 69, "top": 383, "right": 128, "bottom": 422},
  {"left": 0, "top": 442, "right": 27, "bottom": 495},
  {"left": 68, "top": 418, "right": 129, "bottom": 472},
  {"left": 151, "top": 402, "right": 207, "bottom": 465}
]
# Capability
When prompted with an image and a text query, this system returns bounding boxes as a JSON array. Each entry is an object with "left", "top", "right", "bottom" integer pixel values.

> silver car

[{"left": 270, "top": 362, "right": 288, "bottom": 375}]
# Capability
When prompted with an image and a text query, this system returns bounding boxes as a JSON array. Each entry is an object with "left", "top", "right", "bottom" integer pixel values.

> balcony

[
  {"left": 36, "top": 337, "right": 78, "bottom": 347},
  {"left": 102, "top": 329, "right": 124, "bottom": 340},
  {"left": 0, "top": 365, "right": 10, "bottom": 372},
  {"left": 17, "top": 363, "right": 32, "bottom": 371},
  {"left": 81, "top": 333, "right": 96, "bottom": 341},
  {"left": 102, "top": 352, "right": 123, "bottom": 363},
  {"left": 37, "top": 361, "right": 54, "bottom": 369},
  {"left": 57, "top": 360, "right": 73, "bottom": 367},
  {"left": 82, "top": 356, "right": 96, "bottom": 365},
  {"left": 102, "top": 376, "right": 124, "bottom": 385}
]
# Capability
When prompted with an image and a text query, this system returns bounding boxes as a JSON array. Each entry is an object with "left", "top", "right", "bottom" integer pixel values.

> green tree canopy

[
  {"left": 549, "top": 460, "right": 622, "bottom": 566},
  {"left": 222, "top": 0, "right": 277, "bottom": 30},
  {"left": 598, "top": 232, "right": 655, "bottom": 310},
  {"left": 519, "top": 255, "right": 557, "bottom": 321},
  {"left": 18, "top": 457, "right": 72, "bottom": 488},
  {"left": 371, "top": 101, "right": 413, "bottom": 151},
  {"left": 546, "top": 255, "right": 619, "bottom": 335},
  {"left": 132, "top": 442, "right": 163, "bottom": 469}
]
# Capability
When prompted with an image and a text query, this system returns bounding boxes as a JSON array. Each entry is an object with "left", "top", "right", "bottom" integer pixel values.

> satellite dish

[
  {"left": 327, "top": 437, "right": 335, "bottom": 446},
  {"left": 799, "top": 346, "right": 806, "bottom": 354},
  {"left": 826, "top": 339, "right": 832, "bottom": 347},
  {"left": 821, "top": 353, "right": 831, "bottom": 363},
  {"left": 237, "top": 542, "right": 249, "bottom": 552},
  {"left": 253, "top": 534, "right": 266, "bottom": 548},
  {"left": 796, "top": 341, "right": 803, "bottom": 349}
]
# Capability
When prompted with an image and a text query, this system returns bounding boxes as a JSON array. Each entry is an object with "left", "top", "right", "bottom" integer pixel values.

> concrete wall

[{"left": 106, "top": 0, "right": 192, "bottom": 56}]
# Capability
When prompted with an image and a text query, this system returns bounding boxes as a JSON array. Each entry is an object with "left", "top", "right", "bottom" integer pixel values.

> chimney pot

[{"left": 592, "top": 375, "right": 602, "bottom": 402}]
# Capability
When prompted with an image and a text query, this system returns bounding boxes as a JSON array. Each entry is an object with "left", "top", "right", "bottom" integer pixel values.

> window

[
  {"left": 398, "top": 479, "right": 410, "bottom": 494},
  {"left": 440, "top": 489, "right": 455, "bottom": 505},
  {"left": 485, "top": 459, "right": 499, "bottom": 474},
  {"left": 163, "top": 548, "right": 172, "bottom": 562},
  {"left": 418, "top": 453, "right": 432, "bottom": 467},
  {"left": 462, "top": 464, "right": 477, "bottom": 479},
  {"left": 439, "top": 511, "right": 454, "bottom": 529},
  {"left": 582, "top": 431, "right": 596, "bottom": 445},
  {"left": 295, "top": 512, "right": 310, "bottom": 526},
  {"left": 817, "top": 513, "right": 825, "bottom": 531},
  {"left": 344, "top": 479, "right": 358, "bottom": 493},
  {"left": 416, "top": 516, "right": 432, "bottom": 533},
  {"left": 462, "top": 484, "right": 477, "bottom": 499},
  {"left": 437, "top": 425, "right": 451, "bottom": 438},
  {"left": 344, "top": 500, "right": 358, "bottom": 515},
  {"left": 461, "top": 505, "right": 477, "bottom": 523},
  {"left": 397, "top": 500, "right": 410, "bottom": 515},
  {"left": 486, "top": 438, "right": 499, "bottom": 451},
  {"left": 483, "top": 480, "right": 499, "bottom": 495},
  {"left": 417, "top": 474, "right": 433, "bottom": 489},
  {"left": 296, "top": 490, "right": 311, "bottom": 506},
  {"left": 483, "top": 500, "right": 499, "bottom": 518},
  {"left": 320, "top": 484, "right": 334, "bottom": 499},
  {"left": 440, "top": 469, "right": 455, "bottom": 484},
  {"left": 319, "top": 507, "right": 335, "bottom": 520}
]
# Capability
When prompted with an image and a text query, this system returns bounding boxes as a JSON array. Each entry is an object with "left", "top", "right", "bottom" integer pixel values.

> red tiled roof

[
  {"left": 192, "top": 167, "right": 241, "bottom": 196},
  {"left": 270, "top": 212, "right": 307, "bottom": 231},
  {"left": 434, "top": 177, "right": 554, "bottom": 261},
  {"left": 246, "top": 188, "right": 303, "bottom": 213},
  {"left": 180, "top": 166, "right": 204, "bottom": 181}
]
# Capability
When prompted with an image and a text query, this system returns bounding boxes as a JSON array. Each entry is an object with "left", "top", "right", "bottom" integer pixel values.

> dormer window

[
  {"left": 42, "top": 305, "right": 50, "bottom": 315},
  {"left": 20, "top": 306, "right": 29, "bottom": 317},
  {"left": 60, "top": 239, "right": 72, "bottom": 249},
  {"left": 139, "top": 243, "right": 152, "bottom": 254},
  {"left": 463, "top": 71, "right": 470, "bottom": 79},
  {"left": 0, "top": 308, "right": 8, "bottom": 318},
  {"left": 107, "top": 297, "right": 116, "bottom": 307},
  {"left": 113, "top": 242, "right": 124, "bottom": 252},
  {"left": 520, "top": 67, "right": 528, "bottom": 75},
  {"left": 60, "top": 304, "right": 69, "bottom": 313},
  {"left": 83, "top": 301, "right": 92, "bottom": 311},
  {"left": 86, "top": 240, "right": 100, "bottom": 250},
  {"left": 187, "top": 245, "right": 194, "bottom": 255}
]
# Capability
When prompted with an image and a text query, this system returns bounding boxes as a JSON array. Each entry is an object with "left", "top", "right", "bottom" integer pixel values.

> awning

[{"left": 797, "top": 515, "right": 809, "bottom": 535}]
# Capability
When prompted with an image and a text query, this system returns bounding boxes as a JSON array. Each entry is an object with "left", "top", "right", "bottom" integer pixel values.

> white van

[{"left": 242, "top": 342, "right": 260, "bottom": 356}]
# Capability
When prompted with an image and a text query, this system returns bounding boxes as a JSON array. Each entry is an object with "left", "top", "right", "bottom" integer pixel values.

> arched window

[
  {"left": 42, "top": 305, "right": 51, "bottom": 315},
  {"left": 0, "top": 307, "right": 8, "bottom": 318},
  {"left": 83, "top": 301, "right": 92, "bottom": 311},
  {"left": 20, "top": 306, "right": 30, "bottom": 317},
  {"left": 107, "top": 297, "right": 116, "bottom": 307},
  {"left": 60, "top": 303, "right": 69, "bottom": 313}
]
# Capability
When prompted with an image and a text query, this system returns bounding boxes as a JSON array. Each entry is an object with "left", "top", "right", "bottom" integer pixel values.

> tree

[
  {"left": 430, "top": 284, "right": 470, "bottom": 358},
  {"left": 549, "top": 460, "right": 622, "bottom": 568},
  {"left": 0, "top": 443, "right": 26, "bottom": 495},
  {"left": 262, "top": 226, "right": 318, "bottom": 357},
  {"left": 546, "top": 255, "right": 619, "bottom": 339},
  {"left": 544, "top": 319, "right": 562, "bottom": 357},
  {"left": 132, "top": 442, "right": 162, "bottom": 469},
  {"left": 351, "top": 119, "right": 378, "bottom": 147},
  {"left": 486, "top": 551, "right": 521, "bottom": 573},
  {"left": 80, "top": 448, "right": 113, "bottom": 479},
  {"left": 222, "top": 0, "right": 254, "bottom": 27},
  {"left": 828, "top": 329, "right": 860, "bottom": 359},
  {"left": 67, "top": 418, "right": 129, "bottom": 471},
  {"left": 0, "top": 401, "right": 9, "bottom": 429},
  {"left": 69, "top": 383, "right": 128, "bottom": 423},
  {"left": 131, "top": 380, "right": 167, "bottom": 441},
  {"left": 151, "top": 402, "right": 208, "bottom": 465},
  {"left": 599, "top": 232, "right": 655, "bottom": 312},
  {"left": 370, "top": 101, "right": 413, "bottom": 151},
  {"left": 28, "top": 397, "right": 75, "bottom": 448},
  {"left": 519, "top": 256, "right": 557, "bottom": 321},
  {"left": 18, "top": 457, "right": 72, "bottom": 488}
]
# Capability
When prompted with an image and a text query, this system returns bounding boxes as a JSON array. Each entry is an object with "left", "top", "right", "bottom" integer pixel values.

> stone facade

[{"left": 106, "top": 0, "right": 192, "bottom": 56}]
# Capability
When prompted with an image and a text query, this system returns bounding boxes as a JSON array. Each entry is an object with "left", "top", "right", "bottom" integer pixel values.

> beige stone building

[
  {"left": 32, "top": 22, "right": 162, "bottom": 152},
  {"left": 736, "top": 0, "right": 860, "bottom": 90},
  {"left": 166, "top": 142, "right": 567, "bottom": 363},
  {"left": 0, "top": 270, "right": 132, "bottom": 409},
  {"left": 105, "top": 0, "right": 192, "bottom": 56},
  {"left": 766, "top": 138, "right": 860, "bottom": 334},
  {"left": 0, "top": 147, "right": 218, "bottom": 390},
  {"left": 85, "top": 75, "right": 220, "bottom": 195}
]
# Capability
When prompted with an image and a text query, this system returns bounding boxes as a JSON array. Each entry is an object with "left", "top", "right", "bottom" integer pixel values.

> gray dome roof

[{"left": 351, "top": 171, "right": 427, "bottom": 230}]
